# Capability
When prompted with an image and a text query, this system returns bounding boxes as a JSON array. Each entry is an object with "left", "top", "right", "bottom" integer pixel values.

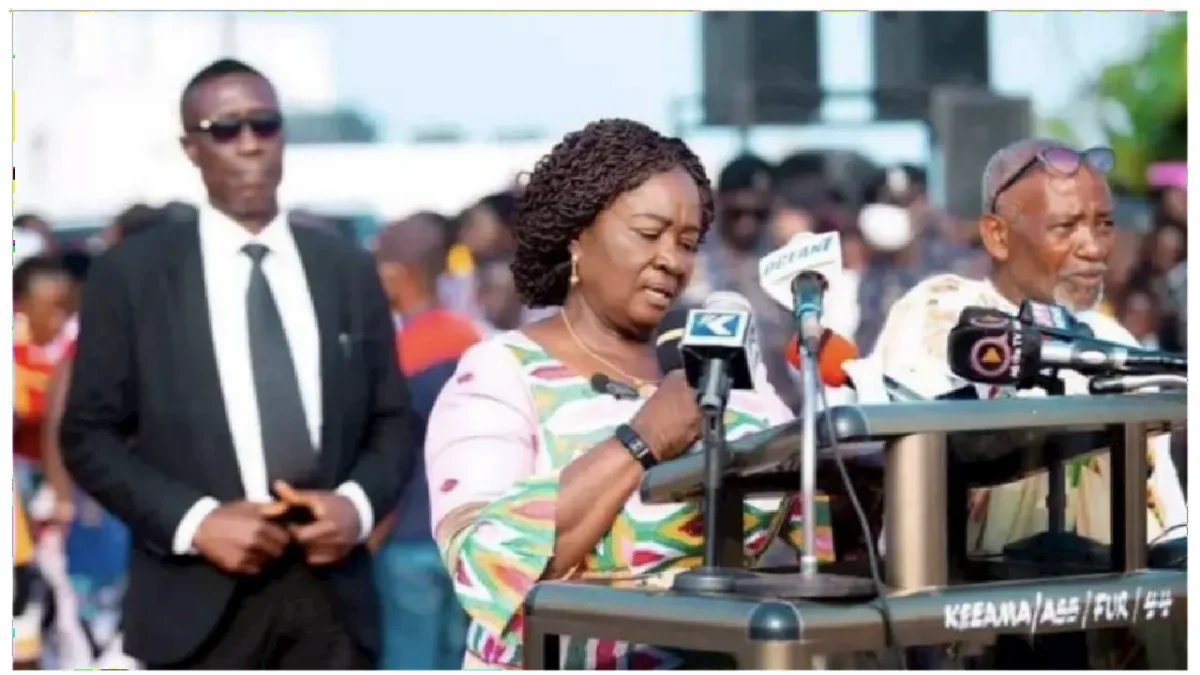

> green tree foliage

[{"left": 1045, "top": 14, "right": 1186, "bottom": 192}]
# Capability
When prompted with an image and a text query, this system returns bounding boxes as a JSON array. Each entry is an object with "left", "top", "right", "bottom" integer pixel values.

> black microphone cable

[
  {"left": 1149, "top": 523, "right": 1189, "bottom": 547},
  {"left": 816, "top": 383, "right": 907, "bottom": 669}
]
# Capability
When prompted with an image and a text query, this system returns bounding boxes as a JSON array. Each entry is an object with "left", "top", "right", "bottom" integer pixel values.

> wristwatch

[{"left": 615, "top": 423, "right": 657, "bottom": 470}]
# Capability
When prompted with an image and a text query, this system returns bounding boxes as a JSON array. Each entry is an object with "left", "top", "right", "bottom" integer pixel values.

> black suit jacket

[{"left": 59, "top": 214, "right": 418, "bottom": 665}]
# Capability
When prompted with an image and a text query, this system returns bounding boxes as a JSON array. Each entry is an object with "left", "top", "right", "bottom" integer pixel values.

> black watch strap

[{"left": 615, "top": 424, "right": 657, "bottom": 470}]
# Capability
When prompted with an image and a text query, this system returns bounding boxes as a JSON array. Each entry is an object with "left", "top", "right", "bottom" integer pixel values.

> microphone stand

[
  {"left": 787, "top": 340, "right": 878, "bottom": 598},
  {"left": 672, "top": 359, "right": 756, "bottom": 594},
  {"left": 798, "top": 343, "right": 821, "bottom": 576},
  {"left": 1002, "top": 371, "right": 1110, "bottom": 568}
]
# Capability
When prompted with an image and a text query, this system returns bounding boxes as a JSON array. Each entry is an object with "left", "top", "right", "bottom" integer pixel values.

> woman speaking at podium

[{"left": 424, "top": 119, "right": 834, "bottom": 670}]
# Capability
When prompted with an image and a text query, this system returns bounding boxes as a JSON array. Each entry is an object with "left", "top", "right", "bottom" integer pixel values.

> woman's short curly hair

[{"left": 512, "top": 118, "right": 714, "bottom": 307}]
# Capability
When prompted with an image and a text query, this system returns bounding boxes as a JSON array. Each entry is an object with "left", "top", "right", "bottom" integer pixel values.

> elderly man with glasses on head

[{"left": 868, "top": 139, "right": 1186, "bottom": 559}]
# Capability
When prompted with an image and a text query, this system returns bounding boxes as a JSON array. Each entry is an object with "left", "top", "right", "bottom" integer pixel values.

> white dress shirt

[{"left": 172, "top": 204, "right": 374, "bottom": 555}]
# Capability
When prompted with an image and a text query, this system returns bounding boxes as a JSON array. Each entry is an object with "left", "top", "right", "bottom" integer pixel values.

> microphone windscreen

[
  {"left": 589, "top": 373, "right": 611, "bottom": 395},
  {"left": 946, "top": 324, "right": 1021, "bottom": 385},
  {"left": 818, "top": 333, "right": 859, "bottom": 388},
  {"left": 654, "top": 308, "right": 689, "bottom": 373},
  {"left": 784, "top": 330, "right": 860, "bottom": 388}
]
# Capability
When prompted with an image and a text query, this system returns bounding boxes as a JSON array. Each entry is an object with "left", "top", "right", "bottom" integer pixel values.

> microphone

[
  {"left": 679, "top": 292, "right": 759, "bottom": 411},
  {"left": 784, "top": 330, "right": 860, "bottom": 388},
  {"left": 654, "top": 308, "right": 688, "bottom": 374},
  {"left": 758, "top": 231, "right": 843, "bottom": 352},
  {"left": 670, "top": 291, "right": 762, "bottom": 590},
  {"left": 959, "top": 302, "right": 1095, "bottom": 341},
  {"left": 654, "top": 310, "right": 703, "bottom": 455},
  {"left": 589, "top": 310, "right": 690, "bottom": 401},
  {"left": 1017, "top": 298, "right": 1094, "bottom": 340},
  {"left": 1088, "top": 374, "right": 1188, "bottom": 395},
  {"left": 589, "top": 373, "right": 640, "bottom": 400},
  {"left": 947, "top": 311, "right": 1187, "bottom": 386},
  {"left": 1040, "top": 333, "right": 1186, "bottom": 375}
]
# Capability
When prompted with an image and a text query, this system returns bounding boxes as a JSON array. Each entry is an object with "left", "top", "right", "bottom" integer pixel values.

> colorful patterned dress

[{"left": 424, "top": 331, "right": 834, "bottom": 669}]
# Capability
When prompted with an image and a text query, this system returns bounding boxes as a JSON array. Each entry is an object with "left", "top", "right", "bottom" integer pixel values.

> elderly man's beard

[{"left": 1053, "top": 279, "right": 1105, "bottom": 315}]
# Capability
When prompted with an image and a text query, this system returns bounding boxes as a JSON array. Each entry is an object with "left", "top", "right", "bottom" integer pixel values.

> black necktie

[{"left": 243, "top": 243, "right": 315, "bottom": 487}]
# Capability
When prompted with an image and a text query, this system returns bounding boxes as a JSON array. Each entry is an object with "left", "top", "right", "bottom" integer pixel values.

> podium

[
  {"left": 641, "top": 392, "right": 1185, "bottom": 589},
  {"left": 522, "top": 393, "right": 1187, "bottom": 669}
]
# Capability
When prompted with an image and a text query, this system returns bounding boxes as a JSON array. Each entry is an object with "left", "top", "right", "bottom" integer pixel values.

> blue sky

[{"left": 316, "top": 12, "right": 1167, "bottom": 143}]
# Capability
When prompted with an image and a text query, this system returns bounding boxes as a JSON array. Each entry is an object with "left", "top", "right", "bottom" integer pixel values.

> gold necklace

[{"left": 561, "top": 310, "right": 658, "bottom": 395}]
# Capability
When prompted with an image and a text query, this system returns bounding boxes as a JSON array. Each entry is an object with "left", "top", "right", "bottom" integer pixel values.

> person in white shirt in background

[
  {"left": 867, "top": 139, "right": 1185, "bottom": 555},
  {"left": 815, "top": 203, "right": 904, "bottom": 408}
]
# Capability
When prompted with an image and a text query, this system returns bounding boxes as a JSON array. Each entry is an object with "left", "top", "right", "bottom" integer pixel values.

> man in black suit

[{"left": 59, "top": 58, "right": 416, "bottom": 669}]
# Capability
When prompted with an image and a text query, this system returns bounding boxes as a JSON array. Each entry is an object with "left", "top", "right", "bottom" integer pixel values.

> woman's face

[{"left": 572, "top": 168, "right": 703, "bottom": 336}]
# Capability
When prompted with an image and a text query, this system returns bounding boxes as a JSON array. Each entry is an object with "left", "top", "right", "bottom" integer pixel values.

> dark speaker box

[
  {"left": 931, "top": 87, "right": 1032, "bottom": 219},
  {"left": 701, "top": 11, "right": 822, "bottom": 126},
  {"left": 872, "top": 11, "right": 991, "bottom": 121}
]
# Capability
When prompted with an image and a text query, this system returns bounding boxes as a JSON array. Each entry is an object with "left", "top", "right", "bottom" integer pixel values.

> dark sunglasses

[
  {"left": 989, "top": 146, "right": 1115, "bottom": 213},
  {"left": 187, "top": 111, "right": 284, "bottom": 143}
]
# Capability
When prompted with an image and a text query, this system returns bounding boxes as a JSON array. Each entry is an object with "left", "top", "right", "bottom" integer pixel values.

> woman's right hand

[{"left": 629, "top": 370, "right": 701, "bottom": 462}]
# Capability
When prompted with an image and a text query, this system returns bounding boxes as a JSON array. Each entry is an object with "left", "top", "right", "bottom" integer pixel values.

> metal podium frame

[{"left": 522, "top": 393, "right": 1187, "bottom": 669}]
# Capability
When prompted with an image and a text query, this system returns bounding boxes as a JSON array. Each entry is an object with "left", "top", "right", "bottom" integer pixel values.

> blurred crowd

[
  {"left": 11, "top": 150, "right": 1187, "bottom": 669},
  {"left": 14, "top": 153, "right": 1189, "bottom": 361}
]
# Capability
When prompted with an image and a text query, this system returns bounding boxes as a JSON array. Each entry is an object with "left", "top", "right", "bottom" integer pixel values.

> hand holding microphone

[
  {"left": 628, "top": 371, "right": 702, "bottom": 463},
  {"left": 630, "top": 292, "right": 763, "bottom": 463},
  {"left": 597, "top": 306, "right": 695, "bottom": 465},
  {"left": 671, "top": 291, "right": 760, "bottom": 410}
]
